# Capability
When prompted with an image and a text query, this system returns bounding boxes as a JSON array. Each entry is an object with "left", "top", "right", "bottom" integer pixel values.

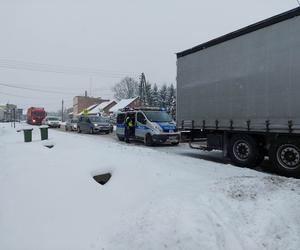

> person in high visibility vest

[{"left": 124, "top": 115, "right": 134, "bottom": 143}]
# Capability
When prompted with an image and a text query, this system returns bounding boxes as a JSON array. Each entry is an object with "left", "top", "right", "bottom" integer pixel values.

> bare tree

[{"left": 112, "top": 77, "right": 139, "bottom": 100}]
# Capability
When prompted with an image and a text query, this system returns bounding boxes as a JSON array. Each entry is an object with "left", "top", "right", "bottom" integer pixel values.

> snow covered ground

[{"left": 1, "top": 123, "right": 300, "bottom": 250}]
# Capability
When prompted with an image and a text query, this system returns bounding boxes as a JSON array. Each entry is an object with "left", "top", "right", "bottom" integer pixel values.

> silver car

[{"left": 65, "top": 118, "right": 78, "bottom": 131}]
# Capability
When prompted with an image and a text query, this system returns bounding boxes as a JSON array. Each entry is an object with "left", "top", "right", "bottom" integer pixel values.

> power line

[
  {"left": 0, "top": 82, "right": 78, "bottom": 95},
  {"left": 0, "top": 90, "right": 62, "bottom": 103},
  {"left": 0, "top": 59, "right": 137, "bottom": 78}
]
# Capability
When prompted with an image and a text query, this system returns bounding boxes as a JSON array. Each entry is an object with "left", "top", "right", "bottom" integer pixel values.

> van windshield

[{"left": 144, "top": 111, "right": 172, "bottom": 123}]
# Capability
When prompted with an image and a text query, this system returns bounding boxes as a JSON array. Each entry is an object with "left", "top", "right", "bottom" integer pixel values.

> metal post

[
  {"left": 13, "top": 108, "right": 15, "bottom": 128},
  {"left": 61, "top": 99, "right": 64, "bottom": 122}
]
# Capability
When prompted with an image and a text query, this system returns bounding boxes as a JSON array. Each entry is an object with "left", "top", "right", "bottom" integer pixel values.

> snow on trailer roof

[
  {"left": 177, "top": 7, "right": 300, "bottom": 58},
  {"left": 109, "top": 97, "right": 138, "bottom": 113}
]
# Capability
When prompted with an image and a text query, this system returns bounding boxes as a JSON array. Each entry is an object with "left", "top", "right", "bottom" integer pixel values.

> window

[
  {"left": 117, "top": 114, "right": 125, "bottom": 124},
  {"left": 137, "top": 113, "right": 146, "bottom": 124},
  {"left": 144, "top": 111, "right": 172, "bottom": 122}
]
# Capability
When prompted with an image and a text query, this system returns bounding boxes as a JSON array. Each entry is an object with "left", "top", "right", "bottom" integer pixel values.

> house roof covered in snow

[
  {"left": 109, "top": 97, "right": 138, "bottom": 113},
  {"left": 89, "top": 100, "right": 116, "bottom": 114},
  {"left": 78, "top": 103, "right": 99, "bottom": 115}
]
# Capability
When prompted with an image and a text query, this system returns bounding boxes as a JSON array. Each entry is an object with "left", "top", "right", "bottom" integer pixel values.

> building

[
  {"left": 73, "top": 95, "right": 108, "bottom": 115},
  {"left": 109, "top": 97, "right": 143, "bottom": 113},
  {"left": 88, "top": 100, "right": 117, "bottom": 115},
  {"left": 0, "top": 104, "right": 22, "bottom": 122}
]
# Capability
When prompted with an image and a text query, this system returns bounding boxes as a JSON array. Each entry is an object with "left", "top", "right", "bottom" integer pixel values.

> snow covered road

[{"left": 1, "top": 124, "right": 300, "bottom": 250}]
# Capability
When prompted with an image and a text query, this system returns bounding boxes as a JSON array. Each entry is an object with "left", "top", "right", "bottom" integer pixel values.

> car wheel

[
  {"left": 228, "top": 134, "right": 260, "bottom": 168},
  {"left": 145, "top": 134, "right": 154, "bottom": 146},
  {"left": 269, "top": 138, "right": 300, "bottom": 177}
]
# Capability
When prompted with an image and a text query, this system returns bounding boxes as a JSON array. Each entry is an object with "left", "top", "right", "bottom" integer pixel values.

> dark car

[
  {"left": 77, "top": 116, "right": 113, "bottom": 134},
  {"left": 65, "top": 118, "right": 78, "bottom": 131}
]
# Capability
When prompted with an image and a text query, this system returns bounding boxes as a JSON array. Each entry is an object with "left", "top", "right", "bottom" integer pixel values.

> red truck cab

[{"left": 27, "top": 107, "right": 46, "bottom": 125}]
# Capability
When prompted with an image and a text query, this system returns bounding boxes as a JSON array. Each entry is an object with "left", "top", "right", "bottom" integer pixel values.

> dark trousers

[{"left": 125, "top": 126, "right": 131, "bottom": 142}]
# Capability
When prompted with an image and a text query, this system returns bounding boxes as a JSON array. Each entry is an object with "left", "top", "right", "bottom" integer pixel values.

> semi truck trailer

[{"left": 176, "top": 7, "right": 300, "bottom": 177}]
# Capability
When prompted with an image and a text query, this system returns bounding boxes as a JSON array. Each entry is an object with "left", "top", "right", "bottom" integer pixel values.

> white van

[{"left": 116, "top": 108, "right": 180, "bottom": 146}]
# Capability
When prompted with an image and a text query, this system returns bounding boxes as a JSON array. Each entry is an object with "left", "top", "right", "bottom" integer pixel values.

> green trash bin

[
  {"left": 23, "top": 129, "right": 33, "bottom": 143},
  {"left": 40, "top": 126, "right": 48, "bottom": 140}
]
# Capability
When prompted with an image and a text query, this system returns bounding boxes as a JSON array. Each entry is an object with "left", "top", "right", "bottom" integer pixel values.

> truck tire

[
  {"left": 145, "top": 134, "right": 154, "bottom": 146},
  {"left": 228, "top": 134, "right": 260, "bottom": 168},
  {"left": 269, "top": 138, "right": 300, "bottom": 177}
]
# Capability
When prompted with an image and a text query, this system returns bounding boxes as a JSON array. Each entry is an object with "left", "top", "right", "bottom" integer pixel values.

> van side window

[
  {"left": 117, "top": 114, "right": 125, "bottom": 124},
  {"left": 137, "top": 113, "right": 146, "bottom": 124}
]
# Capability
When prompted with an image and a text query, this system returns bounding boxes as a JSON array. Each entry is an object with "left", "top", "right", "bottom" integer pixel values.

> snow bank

[{"left": 0, "top": 123, "right": 300, "bottom": 250}]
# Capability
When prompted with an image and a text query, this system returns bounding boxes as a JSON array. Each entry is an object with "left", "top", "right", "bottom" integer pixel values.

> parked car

[
  {"left": 65, "top": 118, "right": 78, "bottom": 131},
  {"left": 42, "top": 116, "right": 61, "bottom": 128},
  {"left": 77, "top": 115, "right": 113, "bottom": 134}
]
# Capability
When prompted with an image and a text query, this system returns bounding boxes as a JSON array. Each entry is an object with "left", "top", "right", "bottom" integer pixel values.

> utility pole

[
  {"left": 61, "top": 99, "right": 64, "bottom": 122},
  {"left": 139, "top": 73, "right": 147, "bottom": 105}
]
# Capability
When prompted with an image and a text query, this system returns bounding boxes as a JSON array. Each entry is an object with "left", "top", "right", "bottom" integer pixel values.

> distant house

[
  {"left": 109, "top": 97, "right": 143, "bottom": 113},
  {"left": 88, "top": 100, "right": 117, "bottom": 115},
  {"left": 0, "top": 104, "right": 21, "bottom": 122},
  {"left": 73, "top": 94, "right": 109, "bottom": 115}
]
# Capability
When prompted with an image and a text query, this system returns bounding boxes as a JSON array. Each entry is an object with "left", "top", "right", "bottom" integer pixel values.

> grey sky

[{"left": 0, "top": 0, "right": 297, "bottom": 111}]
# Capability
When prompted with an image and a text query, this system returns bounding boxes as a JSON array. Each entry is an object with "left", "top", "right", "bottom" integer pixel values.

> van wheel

[
  {"left": 228, "top": 134, "right": 259, "bottom": 168},
  {"left": 145, "top": 134, "right": 154, "bottom": 146},
  {"left": 77, "top": 127, "right": 81, "bottom": 133},
  {"left": 269, "top": 138, "right": 300, "bottom": 177},
  {"left": 117, "top": 135, "right": 125, "bottom": 141}
]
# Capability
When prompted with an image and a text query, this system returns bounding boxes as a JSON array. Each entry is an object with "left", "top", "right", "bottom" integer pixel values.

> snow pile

[{"left": 0, "top": 123, "right": 300, "bottom": 250}]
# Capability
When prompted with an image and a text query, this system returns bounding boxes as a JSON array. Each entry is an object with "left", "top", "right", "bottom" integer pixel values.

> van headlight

[{"left": 153, "top": 124, "right": 162, "bottom": 131}]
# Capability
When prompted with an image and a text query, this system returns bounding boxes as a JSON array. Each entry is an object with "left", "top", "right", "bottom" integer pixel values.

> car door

[
  {"left": 136, "top": 112, "right": 148, "bottom": 139},
  {"left": 83, "top": 117, "right": 91, "bottom": 132}
]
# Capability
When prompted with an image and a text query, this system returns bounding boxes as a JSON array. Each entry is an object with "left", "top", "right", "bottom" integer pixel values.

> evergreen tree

[
  {"left": 167, "top": 83, "right": 176, "bottom": 119},
  {"left": 145, "top": 82, "right": 153, "bottom": 106},
  {"left": 152, "top": 83, "right": 159, "bottom": 107},
  {"left": 158, "top": 84, "right": 168, "bottom": 108}
]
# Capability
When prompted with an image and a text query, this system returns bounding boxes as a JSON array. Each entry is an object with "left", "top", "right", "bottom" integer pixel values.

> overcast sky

[{"left": 0, "top": 0, "right": 298, "bottom": 111}]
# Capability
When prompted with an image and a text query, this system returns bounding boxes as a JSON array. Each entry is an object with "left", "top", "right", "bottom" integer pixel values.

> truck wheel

[
  {"left": 77, "top": 127, "right": 81, "bottom": 133},
  {"left": 269, "top": 138, "right": 300, "bottom": 177},
  {"left": 228, "top": 134, "right": 259, "bottom": 168},
  {"left": 145, "top": 134, "right": 154, "bottom": 146}
]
